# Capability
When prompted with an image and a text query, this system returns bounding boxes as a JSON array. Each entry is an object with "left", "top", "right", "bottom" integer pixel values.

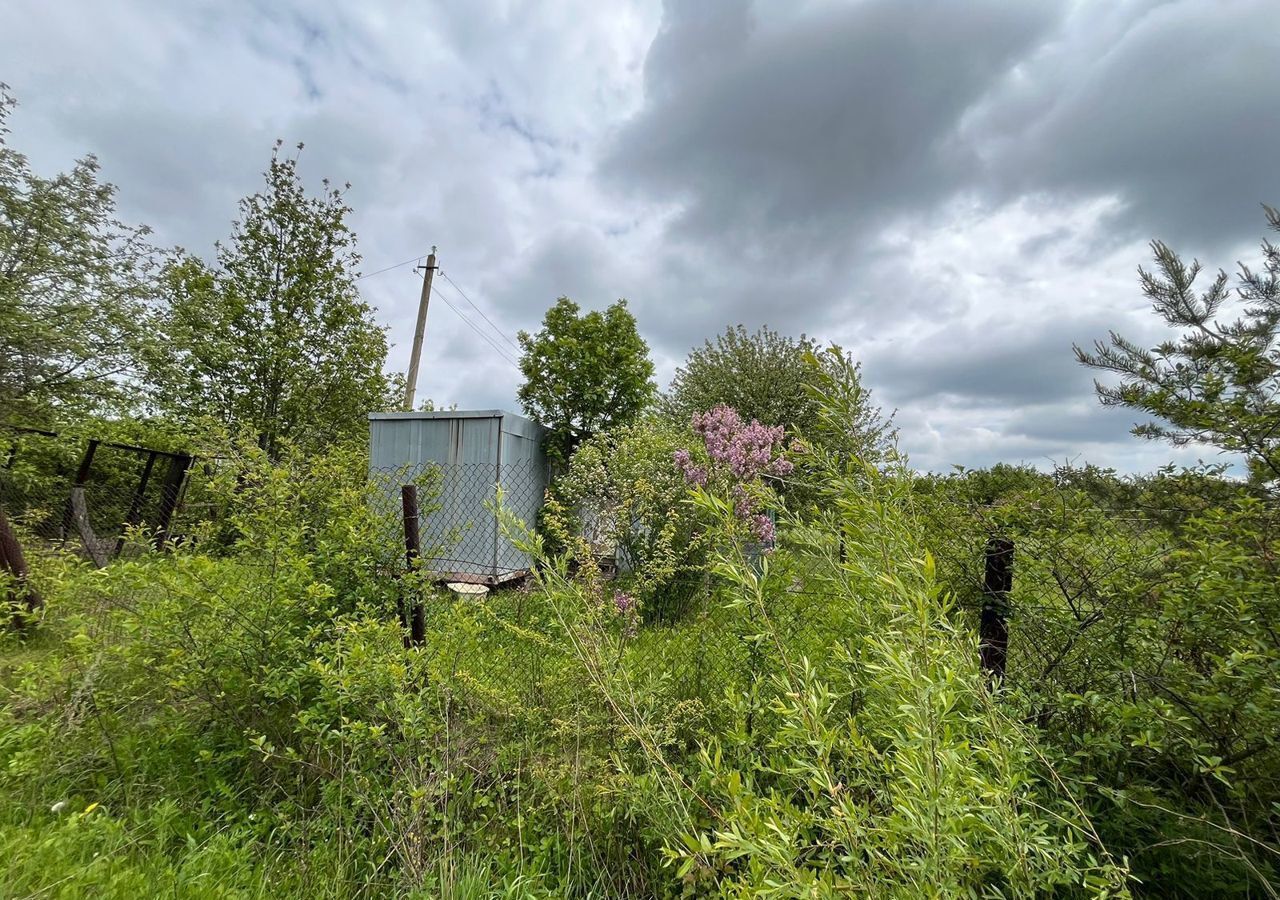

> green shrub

[
  {"left": 5, "top": 369, "right": 1279, "bottom": 897},
  {"left": 543, "top": 416, "right": 710, "bottom": 622}
]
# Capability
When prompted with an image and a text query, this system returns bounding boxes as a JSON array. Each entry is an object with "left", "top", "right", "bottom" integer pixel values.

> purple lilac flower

[
  {"left": 673, "top": 448, "right": 708, "bottom": 486},
  {"left": 686, "top": 406, "right": 789, "bottom": 548},
  {"left": 692, "top": 406, "right": 791, "bottom": 482},
  {"left": 614, "top": 590, "right": 636, "bottom": 615},
  {"left": 754, "top": 514, "right": 776, "bottom": 545},
  {"left": 613, "top": 590, "right": 638, "bottom": 638}
]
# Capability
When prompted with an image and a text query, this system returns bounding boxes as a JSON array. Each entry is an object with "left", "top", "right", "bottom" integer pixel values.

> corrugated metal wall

[{"left": 368, "top": 411, "right": 549, "bottom": 581}]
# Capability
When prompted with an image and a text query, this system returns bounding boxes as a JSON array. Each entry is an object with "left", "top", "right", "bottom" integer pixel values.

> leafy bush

[
  {"left": 542, "top": 416, "right": 710, "bottom": 621},
  {"left": 640, "top": 368, "right": 1130, "bottom": 897},
  {"left": 914, "top": 461, "right": 1280, "bottom": 895},
  {"left": 5, "top": 365, "right": 1280, "bottom": 897}
]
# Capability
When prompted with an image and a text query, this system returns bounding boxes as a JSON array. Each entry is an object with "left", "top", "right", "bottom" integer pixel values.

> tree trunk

[{"left": 0, "top": 499, "right": 43, "bottom": 630}]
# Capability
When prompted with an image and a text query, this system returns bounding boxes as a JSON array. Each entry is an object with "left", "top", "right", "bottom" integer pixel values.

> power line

[
  {"left": 434, "top": 288, "right": 520, "bottom": 368},
  {"left": 357, "top": 255, "right": 422, "bottom": 280},
  {"left": 425, "top": 279, "right": 521, "bottom": 369},
  {"left": 438, "top": 269, "right": 521, "bottom": 351}
]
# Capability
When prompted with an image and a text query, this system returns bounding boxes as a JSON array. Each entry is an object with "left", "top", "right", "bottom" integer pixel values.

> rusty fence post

[
  {"left": 0, "top": 500, "right": 43, "bottom": 629},
  {"left": 980, "top": 536, "right": 1014, "bottom": 681},
  {"left": 153, "top": 453, "right": 193, "bottom": 550},
  {"left": 402, "top": 484, "right": 426, "bottom": 647}
]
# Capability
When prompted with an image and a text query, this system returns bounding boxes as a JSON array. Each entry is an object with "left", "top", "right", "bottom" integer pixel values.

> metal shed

[{"left": 368, "top": 410, "right": 550, "bottom": 584}]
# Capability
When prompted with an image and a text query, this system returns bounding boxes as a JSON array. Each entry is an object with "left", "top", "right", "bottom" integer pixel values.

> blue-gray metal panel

[
  {"left": 497, "top": 414, "right": 548, "bottom": 443},
  {"left": 495, "top": 416, "right": 550, "bottom": 574},
  {"left": 369, "top": 409, "right": 520, "bottom": 421},
  {"left": 368, "top": 410, "right": 550, "bottom": 579}
]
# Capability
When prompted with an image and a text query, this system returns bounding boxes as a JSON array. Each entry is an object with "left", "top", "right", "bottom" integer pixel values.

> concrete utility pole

[{"left": 403, "top": 247, "right": 438, "bottom": 411}]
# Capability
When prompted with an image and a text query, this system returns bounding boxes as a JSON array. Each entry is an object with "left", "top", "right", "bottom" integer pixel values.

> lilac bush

[
  {"left": 672, "top": 448, "right": 707, "bottom": 486},
  {"left": 675, "top": 405, "right": 790, "bottom": 546},
  {"left": 691, "top": 406, "right": 793, "bottom": 481}
]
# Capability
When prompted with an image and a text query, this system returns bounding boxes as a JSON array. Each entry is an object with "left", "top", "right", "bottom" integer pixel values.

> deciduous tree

[
  {"left": 516, "top": 297, "right": 655, "bottom": 462},
  {"left": 152, "top": 142, "right": 392, "bottom": 457},
  {"left": 0, "top": 85, "right": 162, "bottom": 423},
  {"left": 666, "top": 326, "right": 894, "bottom": 460}
]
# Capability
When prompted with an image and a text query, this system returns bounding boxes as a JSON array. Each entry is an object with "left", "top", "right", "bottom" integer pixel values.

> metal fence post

[
  {"left": 115, "top": 450, "right": 158, "bottom": 557},
  {"left": 402, "top": 484, "right": 426, "bottom": 647},
  {"left": 980, "top": 536, "right": 1014, "bottom": 680},
  {"left": 153, "top": 453, "right": 193, "bottom": 550},
  {"left": 0, "top": 500, "right": 42, "bottom": 629}
]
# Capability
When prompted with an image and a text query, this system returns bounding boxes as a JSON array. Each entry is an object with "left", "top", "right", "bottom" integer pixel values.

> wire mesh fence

[
  {"left": 369, "top": 459, "right": 550, "bottom": 585},
  {"left": 923, "top": 495, "right": 1182, "bottom": 699},
  {"left": 1, "top": 424, "right": 1213, "bottom": 715},
  {"left": 386, "top": 488, "right": 1199, "bottom": 719},
  {"left": 1, "top": 427, "right": 203, "bottom": 561}
]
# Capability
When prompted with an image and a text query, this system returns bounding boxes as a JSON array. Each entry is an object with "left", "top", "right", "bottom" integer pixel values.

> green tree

[
  {"left": 516, "top": 297, "right": 655, "bottom": 462},
  {"left": 1076, "top": 205, "right": 1280, "bottom": 488},
  {"left": 666, "top": 326, "right": 894, "bottom": 458},
  {"left": 0, "top": 85, "right": 162, "bottom": 424},
  {"left": 152, "top": 142, "right": 391, "bottom": 457},
  {"left": 664, "top": 325, "right": 817, "bottom": 428}
]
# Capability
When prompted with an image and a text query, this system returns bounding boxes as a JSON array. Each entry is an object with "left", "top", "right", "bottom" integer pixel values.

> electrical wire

[
  {"left": 356, "top": 255, "right": 422, "bottom": 280},
  {"left": 438, "top": 270, "right": 522, "bottom": 351},
  {"left": 427, "top": 281, "right": 521, "bottom": 369},
  {"left": 363, "top": 259, "right": 521, "bottom": 368}
]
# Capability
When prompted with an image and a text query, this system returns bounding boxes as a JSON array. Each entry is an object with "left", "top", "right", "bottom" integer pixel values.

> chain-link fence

[
  {"left": 925, "top": 496, "right": 1181, "bottom": 698},
  {"left": 384, "top": 487, "right": 1193, "bottom": 720},
  {"left": 369, "top": 459, "right": 550, "bottom": 586},
  {"left": 1, "top": 426, "right": 203, "bottom": 562},
  {"left": 2, "top": 424, "right": 1203, "bottom": 716}
]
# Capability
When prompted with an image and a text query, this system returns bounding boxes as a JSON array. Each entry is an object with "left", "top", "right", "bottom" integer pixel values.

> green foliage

[
  {"left": 0, "top": 441, "right": 670, "bottom": 896},
  {"left": 1050, "top": 500, "right": 1280, "bottom": 894},
  {"left": 1076, "top": 205, "right": 1280, "bottom": 488},
  {"left": 0, "top": 85, "right": 164, "bottom": 424},
  {"left": 654, "top": 372, "right": 1129, "bottom": 898},
  {"left": 8, "top": 319, "right": 1280, "bottom": 897},
  {"left": 665, "top": 325, "right": 816, "bottom": 429},
  {"left": 541, "top": 416, "right": 710, "bottom": 621},
  {"left": 0, "top": 416, "right": 207, "bottom": 554},
  {"left": 915, "top": 463, "right": 1280, "bottom": 895},
  {"left": 666, "top": 328, "right": 894, "bottom": 454},
  {"left": 800, "top": 343, "right": 897, "bottom": 464},
  {"left": 0, "top": 801, "right": 290, "bottom": 898},
  {"left": 516, "top": 297, "right": 656, "bottom": 463},
  {"left": 150, "top": 142, "right": 392, "bottom": 458},
  {"left": 1, "top": 444, "right": 438, "bottom": 894}
]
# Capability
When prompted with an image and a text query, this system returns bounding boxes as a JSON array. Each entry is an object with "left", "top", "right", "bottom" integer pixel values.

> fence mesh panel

[
  {"left": 391, "top": 488, "right": 1188, "bottom": 712},
  {"left": 1, "top": 430, "right": 202, "bottom": 556},
  {"left": 369, "top": 459, "right": 549, "bottom": 583},
  {"left": 924, "top": 497, "right": 1180, "bottom": 698},
  {"left": 2, "top": 430, "right": 1208, "bottom": 709}
]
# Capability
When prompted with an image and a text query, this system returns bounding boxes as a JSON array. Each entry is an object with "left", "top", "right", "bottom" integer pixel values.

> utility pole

[{"left": 403, "top": 247, "right": 438, "bottom": 411}]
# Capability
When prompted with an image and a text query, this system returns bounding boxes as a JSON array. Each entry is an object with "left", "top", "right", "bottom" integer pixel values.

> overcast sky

[{"left": 4, "top": 0, "right": 1278, "bottom": 473}]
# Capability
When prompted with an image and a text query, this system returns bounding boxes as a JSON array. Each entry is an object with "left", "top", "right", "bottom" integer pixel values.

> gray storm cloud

[{"left": 3, "top": 0, "right": 1276, "bottom": 472}]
